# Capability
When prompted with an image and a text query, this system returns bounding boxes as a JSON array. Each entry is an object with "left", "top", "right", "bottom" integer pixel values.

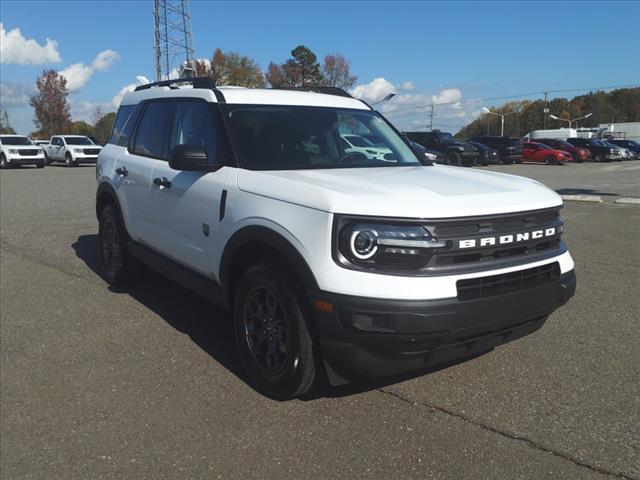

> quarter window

[{"left": 132, "top": 101, "right": 175, "bottom": 159}]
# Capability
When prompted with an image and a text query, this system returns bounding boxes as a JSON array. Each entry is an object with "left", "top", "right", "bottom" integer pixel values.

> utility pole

[
  {"left": 543, "top": 91, "right": 549, "bottom": 129},
  {"left": 428, "top": 105, "right": 434, "bottom": 131}
]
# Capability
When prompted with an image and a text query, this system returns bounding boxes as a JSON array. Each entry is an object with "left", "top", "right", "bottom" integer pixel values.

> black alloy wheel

[{"left": 234, "top": 260, "right": 319, "bottom": 400}]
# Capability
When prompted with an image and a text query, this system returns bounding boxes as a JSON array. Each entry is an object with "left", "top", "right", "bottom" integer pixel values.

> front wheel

[
  {"left": 0, "top": 154, "right": 7, "bottom": 169},
  {"left": 500, "top": 154, "right": 513, "bottom": 165},
  {"left": 65, "top": 154, "right": 74, "bottom": 167},
  {"left": 36, "top": 160, "right": 45, "bottom": 168},
  {"left": 446, "top": 151, "right": 461, "bottom": 166},
  {"left": 545, "top": 155, "right": 555, "bottom": 165},
  {"left": 233, "top": 260, "right": 320, "bottom": 400}
]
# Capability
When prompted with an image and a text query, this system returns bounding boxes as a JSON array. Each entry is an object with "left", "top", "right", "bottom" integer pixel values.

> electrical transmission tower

[{"left": 153, "top": 0, "right": 195, "bottom": 81}]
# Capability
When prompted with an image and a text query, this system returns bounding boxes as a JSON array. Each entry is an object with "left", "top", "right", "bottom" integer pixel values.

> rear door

[
  {"left": 115, "top": 99, "right": 175, "bottom": 242},
  {"left": 146, "top": 98, "right": 232, "bottom": 277}
]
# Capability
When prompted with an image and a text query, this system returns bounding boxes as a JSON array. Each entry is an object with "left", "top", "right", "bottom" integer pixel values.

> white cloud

[
  {"left": 112, "top": 83, "right": 137, "bottom": 108},
  {"left": 400, "top": 81, "right": 414, "bottom": 91},
  {"left": 0, "top": 82, "right": 34, "bottom": 108},
  {"left": 0, "top": 23, "right": 61, "bottom": 64},
  {"left": 69, "top": 99, "right": 112, "bottom": 124},
  {"left": 350, "top": 77, "right": 396, "bottom": 103},
  {"left": 431, "top": 88, "right": 462, "bottom": 105},
  {"left": 59, "top": 49, "right": 120, "bottom": 92}
]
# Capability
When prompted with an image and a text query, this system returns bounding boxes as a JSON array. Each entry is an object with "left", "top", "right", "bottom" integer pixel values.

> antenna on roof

[{"left": 153, "top": 0, "right": 195, "bottom": 81}]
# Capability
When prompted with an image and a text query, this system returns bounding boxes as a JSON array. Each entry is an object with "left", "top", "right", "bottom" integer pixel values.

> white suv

[{"left": 96, "top": 78, "right": 576, "bottom": 399}]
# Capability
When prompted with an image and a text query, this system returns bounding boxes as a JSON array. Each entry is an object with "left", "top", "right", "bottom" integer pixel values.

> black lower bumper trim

[{"left": 309, "top": 270, "right": 576, "bottom": 383}]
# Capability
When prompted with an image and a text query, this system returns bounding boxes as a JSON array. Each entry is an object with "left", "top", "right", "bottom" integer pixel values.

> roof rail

[
  {"left": 273, "top": 86, "right": 354, "bottom": 98},
  {"left": 134, "top": 77, "right": 216, "bottom": 92}
]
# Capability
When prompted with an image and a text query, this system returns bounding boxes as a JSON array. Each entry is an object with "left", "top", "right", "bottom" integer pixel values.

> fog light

[{"left": 353, "top": 312, "right": 395, "bottom": 332}]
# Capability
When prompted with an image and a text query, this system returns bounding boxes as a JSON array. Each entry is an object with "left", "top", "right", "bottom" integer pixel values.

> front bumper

[
  {"left": 73, "top": 155, "right": 98, "bottom": 164},
  {"left": 6, "top": 155, "right": 44, "bottom": 165},
  {"left": 310, "top": 269, "right": 576, "bottom": 383}
]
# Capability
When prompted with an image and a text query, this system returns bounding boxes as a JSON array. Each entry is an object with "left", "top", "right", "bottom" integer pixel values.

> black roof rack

[
  {"left": 134, "top": 77, "right": 217, "bottom": 92},
  {"left": 272, "top": 86, "right": 354, "bottom": 98}
]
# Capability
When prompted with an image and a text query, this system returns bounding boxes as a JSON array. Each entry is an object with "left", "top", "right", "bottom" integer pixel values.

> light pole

[
  {"left": 371, "top": 93, "right": 396, "bottom": 106},
  {"left": 482, "top": 107, "right": 519, "bottom": 137},
  {"left": 549, "top": 112, "right": 593, "bottom": 129}
]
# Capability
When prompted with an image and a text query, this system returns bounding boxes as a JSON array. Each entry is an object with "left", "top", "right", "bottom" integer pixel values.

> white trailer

[
  {"left": 523, "top": 128, "right": 577, "bottom": 141},
  {"left": 599, "top": 122, "right": 640, "bottom": 141}
]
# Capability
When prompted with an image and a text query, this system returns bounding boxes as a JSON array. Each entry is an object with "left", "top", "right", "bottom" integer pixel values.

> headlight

[
  {"left": 424, "top": 152, "right": 437, "bottom": 160},
  {"left": 74, "top": 148, "right": 84, "bottom": 153},
  {"left": 335, "top": 218, "right": 448, "bottom": 271},
  {"left": 9, "top": 149, "right": 19, "bottom": 154}
]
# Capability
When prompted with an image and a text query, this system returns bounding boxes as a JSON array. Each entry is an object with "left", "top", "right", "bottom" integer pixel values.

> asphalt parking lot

[{"left": 1, "top": 164, "right": 639, "bottom": 479}]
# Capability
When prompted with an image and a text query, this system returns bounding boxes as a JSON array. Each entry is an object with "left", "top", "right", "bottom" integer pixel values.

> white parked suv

[
  {"left": 96, "top": 78, "right": 576, "bottom": 399},
  {"left": 0, "top": 135, "right": 46, "bottom": 168},
  {"left": 44, "top": 135, "right": 102, "bottom": 166}
]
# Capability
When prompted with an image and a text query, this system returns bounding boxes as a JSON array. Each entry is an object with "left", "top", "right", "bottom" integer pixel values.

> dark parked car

[
  {"left": 608, "top": 139, "right": 640, "bottom": 156},
  {"left": 408, "top": 140, "right": 444, "bottom": 164},
  {"left": 405, "top": 130, "right": 478, "bottom": 166},
  {"left": 566, "top": 138, "right": 621, "bottom": 162},
  {"left": 469, "top": 136, "right": 522, "bottom": 164},
  {"left": 466, "top": 141, "right": 500, "bottom": 166},
  {"left": 533, "top": 138, "right": 591, "bottom": 162}
]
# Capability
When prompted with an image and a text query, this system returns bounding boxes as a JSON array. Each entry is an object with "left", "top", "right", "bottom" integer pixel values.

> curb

[
  {"left": 614, "top": 197, "right": 640, "bottom": 205},
  {"left": 561, "top": 194, "right": 603, "bottom": 203}
]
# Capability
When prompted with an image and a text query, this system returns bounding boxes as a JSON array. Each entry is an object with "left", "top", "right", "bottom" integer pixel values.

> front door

[{"left": 146, "top": 99, "right": 232, "bottom": 279}]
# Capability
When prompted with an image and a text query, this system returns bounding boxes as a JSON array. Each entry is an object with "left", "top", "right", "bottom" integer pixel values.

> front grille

[
  {"left": 18, "top": 149, "right": 39, "bottom": 156},
  {"left": 456, "top": 262, "right": 560, "bottom": 301},
  {"left": 422, "top": 207, "right": 564, "bottom": 274},
  {"left": 83, "top": 148, "right": 101, "bottom": 155}
]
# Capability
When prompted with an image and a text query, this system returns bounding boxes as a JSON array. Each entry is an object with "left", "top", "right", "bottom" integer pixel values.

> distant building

[{"left": 598, "top": 122, "right": 640, "bottom": 141}]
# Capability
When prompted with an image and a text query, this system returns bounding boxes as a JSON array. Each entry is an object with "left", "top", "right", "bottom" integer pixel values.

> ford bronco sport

[{"left": 96, "top": 78, "right": 576, "bottom": 399}]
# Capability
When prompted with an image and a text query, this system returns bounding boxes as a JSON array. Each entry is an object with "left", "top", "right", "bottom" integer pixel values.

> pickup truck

[
  {"left": 0, "top": 135, "right": 46, "bottom": 169},
  {"left": 404, "top": 130, "right": 479, "bottom": 166},
  {"left": 44, "top": 135, "right": 103, "bottom": 167}
]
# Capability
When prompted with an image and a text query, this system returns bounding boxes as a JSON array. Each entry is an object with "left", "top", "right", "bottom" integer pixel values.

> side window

[
  {"left": 168, "top": 100, "right": 222, "bottom": 164},
  {"left": 109, "top": 104, "right": 135, "bottom": 146},
  {"left": 132, "top": 101, "right": 175, "bottom": 159}
]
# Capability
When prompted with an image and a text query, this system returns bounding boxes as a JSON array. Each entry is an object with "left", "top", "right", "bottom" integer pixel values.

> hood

[
  {"left": 3, "top": 144, "right": 42, "bottom": 150},
  {"left": 236, "top": 165, "right": 562, "bottom": 218}
]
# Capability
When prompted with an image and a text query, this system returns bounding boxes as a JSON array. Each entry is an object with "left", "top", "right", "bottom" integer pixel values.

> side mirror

[{"left": 169, "top": 145, "right": 217, "bottom": 171}]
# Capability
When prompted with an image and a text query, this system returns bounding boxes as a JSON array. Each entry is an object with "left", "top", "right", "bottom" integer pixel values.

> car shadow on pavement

[
  {"left": 72, "top": 234, "right": 249, "bottom": 385},
  {"left": 73, "top": 234, "right": 490, "bottom": 400},
  {"left": 556, "top": 187, "right": 618, "bottom": 197}
]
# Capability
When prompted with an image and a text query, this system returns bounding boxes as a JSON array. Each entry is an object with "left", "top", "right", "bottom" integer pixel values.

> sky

[{"left": 1, "top": 0, "right": 639, "bottom": 135}]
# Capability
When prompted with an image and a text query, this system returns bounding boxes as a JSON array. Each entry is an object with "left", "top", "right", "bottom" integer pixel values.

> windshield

[
  {"left": 64, "top": 137, "right": 93, "bottom": 145},
  {"left": 439, "top": 132, "right": 455, "bottom": 142},
  {"left": 225, "top": 106, "right": 422, "bottom": 170},
  {"left": 1, "top": 136, "right": 33, "bottom": 146}
]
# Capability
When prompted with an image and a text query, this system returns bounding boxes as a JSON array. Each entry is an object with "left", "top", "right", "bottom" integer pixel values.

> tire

[
  {"left": 500, "top": 154, "right": 513, "bottom": 165},
  {"left": 446, "top": 151, "right": 461, "bottom": 166},
  {"left": 37, "top": 159, "right": 45, "bottom": 168},
  {"left": 595, "top": 152, "right": 604, "bottom": 163},
  {"left": 44, "top": 152, "right": 52, "bottom": 165},
  {"left": 98, "top": 203, "right": 141, "bottom": 285},
  {"left": 571, "top": 153, "right": 578, "bottom": 163},
  {"left": 545, "top": 155, "right": 555, "bottom": 165},
  {"left": 0, "top": 154, "right": 7, "bottom": 169},
  {"left": 233, "top": 260, "right": 319, "bottom": 400},
  {"left": 65, "top": 153, "right": 74, "bottom": 167}
]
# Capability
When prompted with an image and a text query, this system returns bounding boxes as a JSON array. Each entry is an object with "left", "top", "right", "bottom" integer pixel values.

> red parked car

[
  {"left": 522, "top": 142, "right": 572, "bottom": 165},
  {"left": 533, "top": 138, "right": 591, "bottom": 162}
]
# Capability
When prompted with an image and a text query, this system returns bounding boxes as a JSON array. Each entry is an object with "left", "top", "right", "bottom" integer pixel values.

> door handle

[
  {"left": 115, "top": 166, "right": 128, "bottom": 177},
  {"left": 153, "top": 177, "right": 171, "bottom": 188}
]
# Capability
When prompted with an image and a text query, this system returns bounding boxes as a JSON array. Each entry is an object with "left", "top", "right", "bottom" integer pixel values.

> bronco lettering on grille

[{"left": 458, "top": 227, "right": 556, "bottom": 249}]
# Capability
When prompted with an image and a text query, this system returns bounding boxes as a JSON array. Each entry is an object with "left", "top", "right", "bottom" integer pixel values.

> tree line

[
  {"left": 18, "top": 44, "right": 357, "bottom": 142},
  {"left": 456, "top": 87, "right": 640, "bottom": 139}
]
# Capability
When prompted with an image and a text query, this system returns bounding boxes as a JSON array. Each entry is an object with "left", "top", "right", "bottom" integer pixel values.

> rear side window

[
  {"left": 109, "top": 105, "right": 135, "bottom": 146},
  {"left": 132, "top": 101, "right": 175, "bottom": 159}
]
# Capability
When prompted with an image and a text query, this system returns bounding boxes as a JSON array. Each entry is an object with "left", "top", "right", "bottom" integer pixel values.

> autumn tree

[
  {"left": 195, "top": 48, "right": 266, "bottom": 87},
  {"left": 0, "top": 110, "right": 16, "bottom": 134},
  {"left": 30, "top": 70, "right": 72, "bottom": 139},
  {"left": 266, "top": 45, "right": 323, "bottom": 87},
  {"left": 322, "top": 54, "right": 357, "bottom": 89},
  {"left": 93, "top": 112, "right": 116, "bottom": 145}
]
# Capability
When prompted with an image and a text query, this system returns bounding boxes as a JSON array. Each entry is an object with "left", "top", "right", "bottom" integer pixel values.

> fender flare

[{"left": 219, "top": 225, "right": 319, "bottom": 293}]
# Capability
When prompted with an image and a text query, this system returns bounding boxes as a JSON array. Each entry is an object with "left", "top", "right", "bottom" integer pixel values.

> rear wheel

[
  {"left": 446, "top": 151, "right": 461, "bottom": 166},
  {"left": 98, "top": 204, "right": 140, "bottom": 285},
  {"left": 234, "top": 260, "right": 319, "bottom": 400}
]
